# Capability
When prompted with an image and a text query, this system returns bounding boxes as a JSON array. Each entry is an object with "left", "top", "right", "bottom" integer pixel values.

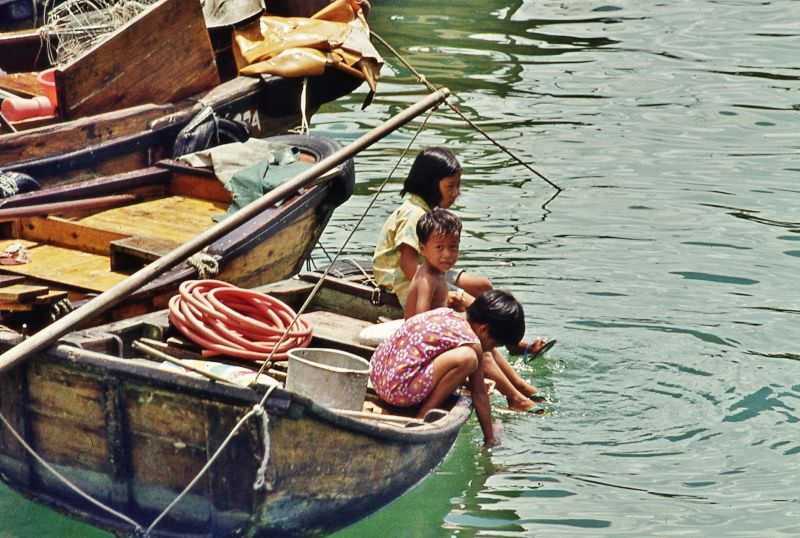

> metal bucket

[{"left": 285, "top": 348, "right": 370, "bottom": 410}]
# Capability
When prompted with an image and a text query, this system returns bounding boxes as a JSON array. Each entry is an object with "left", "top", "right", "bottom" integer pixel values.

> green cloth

[{"left": 217, "top": 145, "right": 313, "bottom": 220}]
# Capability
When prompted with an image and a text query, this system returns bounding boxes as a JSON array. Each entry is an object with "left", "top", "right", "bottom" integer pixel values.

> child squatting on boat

[{"left": 369, "top": 290, "right": 527, "bottom": 447}]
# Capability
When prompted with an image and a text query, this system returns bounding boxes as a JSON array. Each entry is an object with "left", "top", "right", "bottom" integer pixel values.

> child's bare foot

[
  {"left": 517, "top": 381, "right": 538, "bottom": 397},
  {"left": 507, "top": 396, "right": 536, "bottom": 413}
]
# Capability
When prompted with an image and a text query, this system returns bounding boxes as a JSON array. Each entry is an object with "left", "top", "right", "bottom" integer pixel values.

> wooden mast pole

[{"left": 0, "top": 88, "right": 451, "bottom": 374}]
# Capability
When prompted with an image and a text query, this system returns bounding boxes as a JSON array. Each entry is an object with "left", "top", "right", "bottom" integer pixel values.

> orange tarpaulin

[{"left": 232, "top": 0, "right": 382, "bottom": 93}]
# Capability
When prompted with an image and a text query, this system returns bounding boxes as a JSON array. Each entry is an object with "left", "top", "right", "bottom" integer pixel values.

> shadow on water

[{"left": 569, "top": 320, "right": 734, "bottom": 346}]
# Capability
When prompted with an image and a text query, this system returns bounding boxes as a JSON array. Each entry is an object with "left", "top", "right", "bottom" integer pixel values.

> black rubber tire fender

[{"left": 263, "top": 134, "right": 355, "bottom": 209}]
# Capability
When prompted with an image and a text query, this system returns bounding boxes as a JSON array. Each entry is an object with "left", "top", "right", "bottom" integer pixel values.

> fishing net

[{"left": 40, "top": 0, "right": 160, "bottom": 65}]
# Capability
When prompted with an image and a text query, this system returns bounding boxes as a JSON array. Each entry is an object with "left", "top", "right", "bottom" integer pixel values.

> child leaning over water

[
  {"left": 405, "top": 208, "right": 542, "bottom": 412},
  {"left": 370, "top": 290, "right": 529, "bottom": 447}
]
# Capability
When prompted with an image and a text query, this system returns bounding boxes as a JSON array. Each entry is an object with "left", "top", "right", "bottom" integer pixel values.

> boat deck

[
  {"left": 80, "top": 195, "right": 225, "bottom": 243},
  {"left": 0, "top": 188, "right": 225, "bottom": 308}
]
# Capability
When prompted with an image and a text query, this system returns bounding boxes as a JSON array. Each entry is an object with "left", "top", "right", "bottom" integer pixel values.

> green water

[{"left": 3, "top": 0, "right": 799, "bottom": 535}]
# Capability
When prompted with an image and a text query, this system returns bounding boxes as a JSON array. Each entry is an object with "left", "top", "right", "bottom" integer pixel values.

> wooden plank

[
  {"left": 27, "top": 363, "right": 107, "bottom": 424},
  {"left": 0, "top": 301, "right": 33, "bottom": 312},
  {"left": 124, "top": 387, "right": 207, "bottom": 446},
  {"left": 130, "top": 433, "right": 207, "bottom": 491},
  {"left": 109, "top": 236, "right": 182, "bottom": 271},
  {"left": 30, "top": 413, "right": 109, "bottom": 470},
  {"left": 0, "top": 365, "right": 31, "bottom": 484},
  {"left": 218, "top": 209, "right": 317, "bottom": 289},
  {"left": 33, "top": 290, "right": 69, "bottom": 305},
  {"left": 0, "top": 244, "right": 127, "bottom": 292},
  {"left": 0, "top": 194, "right": 138, "bottom": 220},
  {"left": 0, "top": 103, "right": 176, "bottom": 166},
  {"left": 169, "top": 172, "right": 232, "bottom": 204},
  {"left": 300, "top": 310, "right": 376, "bottom": 358},
  {"left": 58, "top": 0, "right": 220, "bottom": 120},
  {"left": 102, "top": 379, "right": 132, "bottom": 509},
  {"left": 0, "top": 284, "right": 49, "bottom": 302},
  {"left": 0, "top": 72, "right": 43, "bottom": 98},
  {"left": 79, "top": 196, "right": 224, "bottom": 243},
  {"left": 17, "top": 216, "right": 129, "bottom": 256},
  {"left": 207, "top": 402, "right": 257, "bottom": 511},
  {"left": 0, "top": 275, "right": 26, "bottom": 287}
]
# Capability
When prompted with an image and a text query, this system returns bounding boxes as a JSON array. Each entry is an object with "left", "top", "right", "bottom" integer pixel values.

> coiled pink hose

[{"left": 168, "top": 280, "right": 312, "bottom": 361}]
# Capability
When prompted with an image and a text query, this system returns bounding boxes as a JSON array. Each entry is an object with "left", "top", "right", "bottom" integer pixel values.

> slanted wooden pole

[{"left": 0, "top": 88, "right": 451, "bottom": 375}]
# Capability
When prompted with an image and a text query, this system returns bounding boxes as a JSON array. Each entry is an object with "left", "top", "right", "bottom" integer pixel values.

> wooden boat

[
  {"left": 0, "top": 134, "right": 354, "bottom": 331},
  {"left": 0, "top": 270, "right": 471, "bottom": 536},
  {"left": 0, "top": 0, "right": 364, "bottom": 185}
]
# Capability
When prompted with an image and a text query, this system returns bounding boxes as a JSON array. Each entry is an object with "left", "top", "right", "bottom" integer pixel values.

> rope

[
  {"left": 0, "top": 409, "right": 145, "bottom": 534},
  {"left": 299, "top": 77, "right": 310, "bottom": 135},
  {"left": 370, "top": 31, "right": 562, "bottom": 192},
  {"left": 187, "top": 250, "right": 221, "bottom": 279},
  {"left": 0, "top": 175, "right": 19, "bottom": 198},
  {"left": 145, "top": 385, "right": 276, "bottom": 535},
  {"left": 167, "top": 280, "right": 312, "bottom": 361},
  {"left": 252, "top": 403, "right": 273, "bottom": 491}
]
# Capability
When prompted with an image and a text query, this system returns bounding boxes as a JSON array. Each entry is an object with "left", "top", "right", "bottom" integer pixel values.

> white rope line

[
  {"left": 187, "top": 250, "right": 221, "bottom": 279},
  {"left": 370, "top": 31, "right": 562, "bottom": 192},
  {"left": 145, "top": 384, "right": 278, "bottom": 535},
  {"left": 299, "top": 77, "right": 310, "bottom": 135},
  {"left": 251, "top": 404, "right": 272, "bottom": 491},
  {"left": 0, "top": 409, "right": 145, "bottom": 533}
]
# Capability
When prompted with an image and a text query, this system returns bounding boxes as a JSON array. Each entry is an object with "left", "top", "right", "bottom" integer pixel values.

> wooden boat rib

[
  {"left": 0, "top": 134, "right": 354, "bottom": 329},
  {"left": 0, "top": 272, "right": 471, "bottom": 537}
]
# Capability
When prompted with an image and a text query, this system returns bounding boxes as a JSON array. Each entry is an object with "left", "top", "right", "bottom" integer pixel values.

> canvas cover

[{"left": 232, "top": 0, "right": 382, "bottom": 94}]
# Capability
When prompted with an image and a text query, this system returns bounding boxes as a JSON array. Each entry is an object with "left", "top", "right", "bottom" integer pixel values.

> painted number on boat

[{"left": 230, "top": 109, "right": 262, "bottom": 132}]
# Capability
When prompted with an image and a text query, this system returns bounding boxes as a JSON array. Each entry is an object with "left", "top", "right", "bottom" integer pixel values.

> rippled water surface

[{"left": 3, "top": 0, "right": 799, "bottom": 535}]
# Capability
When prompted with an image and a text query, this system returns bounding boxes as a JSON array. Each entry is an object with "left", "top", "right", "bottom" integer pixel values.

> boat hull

[{"left": 0, "top": 275, "right": 469, "bottom": 536}]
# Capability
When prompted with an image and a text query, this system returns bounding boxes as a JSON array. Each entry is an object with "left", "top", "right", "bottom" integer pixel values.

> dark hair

[
  {"left": 401, "top": 147, "right": 462, "bottom": 208},
  {"left": 417, "top": 208, "right": 462, "bottom": 244},
  {"left": 466, "top": 290, "right": 525, "bottom": 347}
]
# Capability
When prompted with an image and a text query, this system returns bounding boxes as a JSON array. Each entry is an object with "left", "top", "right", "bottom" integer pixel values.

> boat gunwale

[{"left": 40, "top": 342, "right": 472, "bottom": 446}]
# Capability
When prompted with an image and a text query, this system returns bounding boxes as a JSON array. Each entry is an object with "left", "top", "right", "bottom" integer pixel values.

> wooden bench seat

[
  {"left": 110, "top": 236, "right": 182, "bottom": 271},
  {"left": 300, "top": 310, "right": 377, "bottom": 359}
]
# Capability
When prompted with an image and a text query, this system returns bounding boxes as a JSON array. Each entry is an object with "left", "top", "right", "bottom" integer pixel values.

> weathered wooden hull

[
  {"left": 0, "top": 275, "right": 469, "bottom": 536},
  {"left": 0, "top": 0, "right": 362, "bottom": 185},
  {"left": 0, "top": 71, "right": 361, "bottom": 186}
]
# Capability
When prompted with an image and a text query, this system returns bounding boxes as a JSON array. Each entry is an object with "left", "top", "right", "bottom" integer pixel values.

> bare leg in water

[{"left": 483, "top": 350, "right": 537, "bottom": 412}]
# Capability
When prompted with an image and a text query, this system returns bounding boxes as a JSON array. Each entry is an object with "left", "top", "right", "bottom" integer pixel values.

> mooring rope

[
  {"left": 299, "top": 77, "right": 310, "bottom": 135},
  {"left": 187, "top": 250, "right": 221, "bottom": 279},
  {"left": 370, "top": 31, "right": 562, "bottom": 192}
]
